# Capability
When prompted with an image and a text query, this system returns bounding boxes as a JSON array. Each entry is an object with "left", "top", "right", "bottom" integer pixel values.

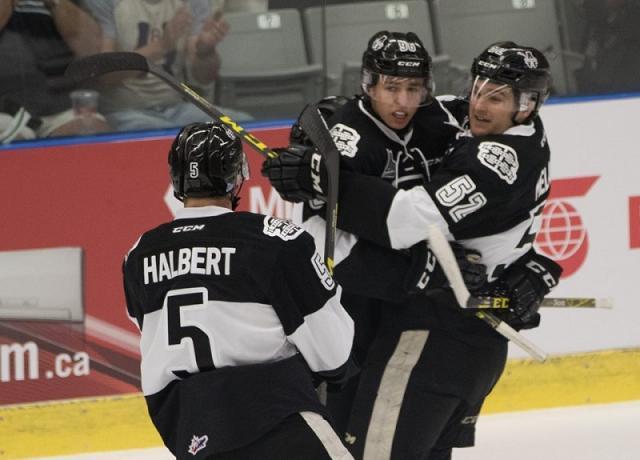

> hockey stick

[
  {"left": 65, "top": 52, "right": 339, "bottom": 270},
  {"left": 426, "top": 225, "right": 548, "bottom": 362},
  {"left": 64, "top": 51, "right": 278, "bottom": 159},
  {"left": 297, "top": 103, "right": 339, "bottom": 275},
  {"left": 469, "top": 296, "right": 613, "bottom": 310}
]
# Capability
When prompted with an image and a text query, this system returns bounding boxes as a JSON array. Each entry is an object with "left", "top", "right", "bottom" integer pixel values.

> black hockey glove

[
  {"left": 491, "top": 252, "right": 563, "bottom": 330},
  {"left": 403, "top": 241, "right": 486, "bottom": 295},
  {"left": 261, "top": 143, "right": 328, "bottom": 203}
]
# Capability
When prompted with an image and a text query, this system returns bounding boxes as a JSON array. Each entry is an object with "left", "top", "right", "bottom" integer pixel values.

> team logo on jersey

[
  {"left": 187, "top": 434, "right": 208, "bottom": 456},
  {"left": 535, "top": 176, "right": 599, "bottom": 278},
  {"left": 477, "top": 141, "right": 519, "bottom": 184},
  {"left": 263, "top": 217, "right": 304, "bottom": 241},
  {"left": 380, "top": 148, "right": 431, "bottom": 188},
  {"left": 311, "top": 252, "right": 335, "bottom": 290},
  {"left": 330, "top": 123, "right": 360, "bottom": 158},
  {"left": 345, "top": 432, "right": 357, "bottom": 444}
]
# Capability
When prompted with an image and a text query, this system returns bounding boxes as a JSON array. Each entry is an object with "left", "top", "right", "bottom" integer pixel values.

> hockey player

[
  {"left": 122, "top": 122, "right": 356, "bottom": 460},
  {"left": 263, "top": 38, "right": 561, "bottom": 459},
  {"left": 266, "top": 30, "right": 483, "bottom": 435}
]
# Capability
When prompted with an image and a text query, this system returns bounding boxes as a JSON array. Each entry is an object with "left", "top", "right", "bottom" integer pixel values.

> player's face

[
  {"left": 369, "top": 76, "right": 426, "bottom": 130},
  {"left": 469, "top": 78, "right": 517, "bottom": 136}
]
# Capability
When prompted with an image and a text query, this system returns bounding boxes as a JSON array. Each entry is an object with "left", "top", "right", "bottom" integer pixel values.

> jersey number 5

[{"left": 166, "top": 287, "right": 215, "bottom": 378}]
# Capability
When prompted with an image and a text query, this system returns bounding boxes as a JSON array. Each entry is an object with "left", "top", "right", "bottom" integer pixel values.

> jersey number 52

[{"left": 435, "top": 175, "right": 487, "bottom": 223}]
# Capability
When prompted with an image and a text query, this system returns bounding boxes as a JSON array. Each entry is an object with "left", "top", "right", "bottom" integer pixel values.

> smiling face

[
  {"left": 368, "top": 76, "right": 427, "bottom": 130},
  {"left": 468, "top": 77, "right": 534, "bottom": 136}
]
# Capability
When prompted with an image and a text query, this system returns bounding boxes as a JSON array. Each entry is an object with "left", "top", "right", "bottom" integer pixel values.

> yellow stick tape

[{"left": 1, "top": 349, "right": 639, "bottom": 458}]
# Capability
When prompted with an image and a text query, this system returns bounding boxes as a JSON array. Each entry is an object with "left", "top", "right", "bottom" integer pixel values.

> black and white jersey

[
  {"left": 303, "top": 96, "right": 460, "bottom": 266},
  {"left": 338, "top": 114, "right": 552, "bottom": 281},
  {"left": 329, "top": 96, "right": 458, "bottom": 186},
  {"left": 123, "top": 206, "right": 355, "bottom": 455}
]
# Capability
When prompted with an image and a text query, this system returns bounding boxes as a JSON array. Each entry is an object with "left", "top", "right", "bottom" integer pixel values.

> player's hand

[
  {"left": 404, "top": 241, "right": 486, "bottom": 295},
  {"left": 261, "top": 144, "right": 328, "bottom": 203},
  {"left": 451, "top": 242, "right": 486, "bottom": 292},
  {"left": 491, "top": 254, "right": 562, "bottom": 330}
]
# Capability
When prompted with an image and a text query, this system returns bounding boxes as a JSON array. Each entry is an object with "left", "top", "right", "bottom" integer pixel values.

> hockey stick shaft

[
  {"left": 297, "top": 104, "right": 339, "bottom": 274},
  {"left": 65, "top": 52, "right": 339, "bottom": 272},
  {"left": 426, "top": 225, "right": 548, "bottom": 362},
  {"left": 469, "top": 296, "right": 613, "bottom": 309},
  {"left": 64, "top": 52, "right": 278, "bottom": 159}
]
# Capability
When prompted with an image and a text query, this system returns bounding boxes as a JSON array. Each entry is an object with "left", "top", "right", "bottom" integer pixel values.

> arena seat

[{"left": 214, "top": 8, "right": 323, "bottom": 119}]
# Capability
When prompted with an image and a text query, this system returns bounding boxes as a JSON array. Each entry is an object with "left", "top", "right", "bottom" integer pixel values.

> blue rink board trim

[{"left": 2, "top": 90, "right": 640, "bottom": 153}]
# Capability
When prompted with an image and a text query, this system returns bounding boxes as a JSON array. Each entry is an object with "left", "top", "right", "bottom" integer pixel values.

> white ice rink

[{"left": 37, "top": 401, "right": 640, "bottom": 460}]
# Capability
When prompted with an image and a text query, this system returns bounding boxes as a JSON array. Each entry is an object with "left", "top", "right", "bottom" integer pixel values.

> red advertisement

[
  {"left": 630, "top": 196, "right": 640, "bottom": 249},
  {"left": 535, "top": 176, "right": 599, "bottom": 278},
  {"left": 0, "top": 126, "right": 290, "bottom": 405}
]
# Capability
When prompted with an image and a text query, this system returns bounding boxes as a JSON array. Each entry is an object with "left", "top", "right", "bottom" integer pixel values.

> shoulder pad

[
  {"left": 330, "top": 123, "right": 361, "bottom": 158},
  {"left": 262, "top": 216, "right": 305, "bottom": 241},
  {"left": 475, "top": 140, "right": 519, "bottom": 185}
]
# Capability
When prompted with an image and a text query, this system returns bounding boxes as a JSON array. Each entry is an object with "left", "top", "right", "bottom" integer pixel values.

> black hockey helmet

[
  {"left": 471, "top": 41, "right": 552, "bottom": 119},
  {"left": 169, "top": 122, "right": 249, "bottom": 203},
  {"left": 289, "top": 95, "right": 350, "bottom": 145},
  {"left": 361, "top": 31, "right": 433, "bottom": 94}
]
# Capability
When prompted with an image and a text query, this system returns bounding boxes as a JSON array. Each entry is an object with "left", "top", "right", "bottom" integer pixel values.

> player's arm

[
  {"left": 122, "top": 252, "right": 144, "bottom": 330},
  {"left": 268, "top": 226, "right": 357, "bottom": 385},
  {"left": 262, "top": 97, "right": 388, "bottom": 203},
  {"left": 334, "top": 238, "right": 485, "bottom": 302}
]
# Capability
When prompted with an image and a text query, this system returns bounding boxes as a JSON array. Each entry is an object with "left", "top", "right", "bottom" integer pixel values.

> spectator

[
  {"left": 0, "top": 0, "right": 110, "bottom": 140},
  {"left": 87, "top": 0, "right": 252, "bottom": 132},
  {"left": 575, "top": 0, "right": 640, "bottom": 93}
]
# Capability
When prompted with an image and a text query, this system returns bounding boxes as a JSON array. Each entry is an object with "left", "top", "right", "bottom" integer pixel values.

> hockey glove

[
  {"left": 404, "top": 241, "right": 486, "bottom": 295},
  {"left": 491, "top": 252, "right": 563, "bottom": 330},
  {"left": 261, "top": 143, "right": 328, "bottom": 203}
]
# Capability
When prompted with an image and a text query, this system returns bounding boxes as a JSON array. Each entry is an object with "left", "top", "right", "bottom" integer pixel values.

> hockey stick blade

[
  {"left": 65, "top": 52, "right": 278, "bottom": 159},
  {"left": 297, "top": 103, "right": 339, "bottom": 275},
  {"left": 426, "top": 224, "right": 547, "bottom": 362},
  {"left": 65, "top": 51, "right": 149, "bottom": 83}
]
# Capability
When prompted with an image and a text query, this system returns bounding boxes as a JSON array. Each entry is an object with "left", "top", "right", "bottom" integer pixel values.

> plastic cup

[{"left": 70, "top": 89, "right": 99, "bottom": 116}]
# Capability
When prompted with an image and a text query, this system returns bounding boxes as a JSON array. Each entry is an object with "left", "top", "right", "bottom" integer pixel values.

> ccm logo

[
  {"left": 398, "top": 61, "right": 420, "bottom": 67},
  {"left": 478, "top": 60, "right": 499, "bottom": 69},
  {"left": 173, "top": 225, "right": 205, "bottom": 233}
]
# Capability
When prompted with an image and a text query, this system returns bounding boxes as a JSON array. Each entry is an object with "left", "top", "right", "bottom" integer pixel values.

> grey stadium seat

[
  {"left": 214, "top": 9, "right": 323, "bottom": 120},
  {"left": 432, "top": 0, "right": 576, "bottom": 95},
  {"left": 303, "top": 1, "right": 456, "bottom": 97}
]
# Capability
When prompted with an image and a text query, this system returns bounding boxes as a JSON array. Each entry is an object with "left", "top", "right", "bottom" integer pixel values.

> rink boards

[{"left": 1, "top": 95, "right": 640, "bottom": 458}]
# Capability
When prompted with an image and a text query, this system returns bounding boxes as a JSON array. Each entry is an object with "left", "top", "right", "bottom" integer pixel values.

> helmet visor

[
  {"left": 364, "top": 73, "right": 433, "bottom": 108},
  {"left": 470, "top": 76, "right": 516, "bottom": 113},
  {"left": 470, "top": 76, "right": 537, "bottom": 115}
]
